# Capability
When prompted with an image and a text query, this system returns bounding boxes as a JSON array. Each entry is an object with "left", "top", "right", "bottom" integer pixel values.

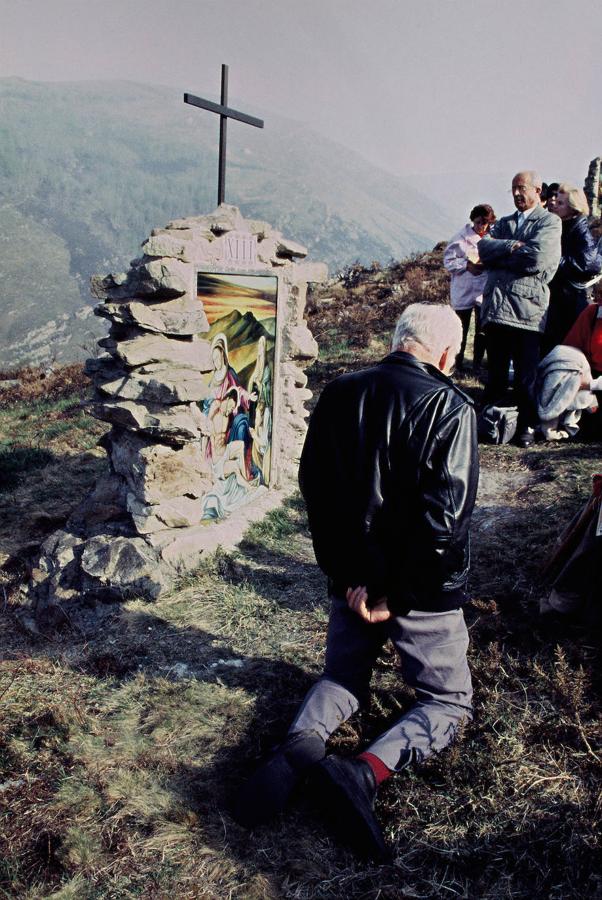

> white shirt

[
  {"left": 516, "top": 204, "right": 538, "bottom": 228},
  {"left": 443, "top": 223, "right": 488, "bottom": 310}
]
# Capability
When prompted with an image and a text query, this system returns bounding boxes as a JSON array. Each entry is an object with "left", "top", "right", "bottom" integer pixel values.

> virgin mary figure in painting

[
  {"left": 208, "top": 333, "right": 248, "bottom": 406},
  {"left": 202, "top": 332, "right": 257, "bottom": 463}
]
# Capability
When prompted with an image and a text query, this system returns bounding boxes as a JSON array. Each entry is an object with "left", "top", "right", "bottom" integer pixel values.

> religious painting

[{"left": 196, "top": 272, "right": 277, "bottom": 521}]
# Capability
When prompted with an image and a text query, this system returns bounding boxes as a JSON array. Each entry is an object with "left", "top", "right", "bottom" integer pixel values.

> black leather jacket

[
  {"left": 299, "top": 352, "right": 479, "bottom": 614},
  {"left": 554, "top": 214, "right": 602, "bottom": 289}
]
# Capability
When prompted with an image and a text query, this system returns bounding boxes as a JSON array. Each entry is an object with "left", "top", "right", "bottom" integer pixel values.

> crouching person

[{"left": 232, "top": 303, "right": 479, "bottom": 860}]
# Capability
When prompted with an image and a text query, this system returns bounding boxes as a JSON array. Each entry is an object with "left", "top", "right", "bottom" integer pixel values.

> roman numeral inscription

[{"left": 224, "top": 233, "right": 258, "bottom": 264}]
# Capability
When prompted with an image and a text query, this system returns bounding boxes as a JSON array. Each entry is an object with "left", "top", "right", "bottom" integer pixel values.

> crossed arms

[{"left": 478, "top": 213, "right": 561, "bottom": 277}]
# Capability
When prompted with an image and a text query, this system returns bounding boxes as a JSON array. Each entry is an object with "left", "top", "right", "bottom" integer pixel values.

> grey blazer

[{"left": 479, "top": 205, "right": 562, "bottom": 333}]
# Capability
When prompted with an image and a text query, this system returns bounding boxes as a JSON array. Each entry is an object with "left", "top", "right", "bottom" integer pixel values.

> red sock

[{"left": 358, "top": 751, "right": 393, "bottom": 785}]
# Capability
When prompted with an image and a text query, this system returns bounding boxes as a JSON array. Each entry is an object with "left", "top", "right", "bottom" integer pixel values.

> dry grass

[
  {"left": 307, "top": 250, "right": 450, "bottom": 358},
  {"left": 1, "top": 262, "right": 601, "bottom": 898},
  {"left": 0, "top": 364, "right": 90, "bottom": 407}
]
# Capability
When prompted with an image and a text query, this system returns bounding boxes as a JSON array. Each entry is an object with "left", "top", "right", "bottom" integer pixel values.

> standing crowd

[{"left": 444, "top": 171, "right": 602, "bottom": 446}]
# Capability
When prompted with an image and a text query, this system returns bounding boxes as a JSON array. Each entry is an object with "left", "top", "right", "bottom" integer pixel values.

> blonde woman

[{"left": 543, "top": 183, "right": 602, "bottom": 354}]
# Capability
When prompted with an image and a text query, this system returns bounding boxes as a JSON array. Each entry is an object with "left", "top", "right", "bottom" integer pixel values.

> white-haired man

[
  {"left": 479, "top": 170, "right": 562, "bottom": 446},
  {"left": 233, "top": 303, "right": 479, "bottom": 860}
]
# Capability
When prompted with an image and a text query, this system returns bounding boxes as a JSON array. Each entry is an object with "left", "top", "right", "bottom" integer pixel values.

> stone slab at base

[
  {"left": 30, "top": 476, "right": 296, "bottom": 610},
  {"left": 147, "top": 484, "right": 285, "bottom": 571}
]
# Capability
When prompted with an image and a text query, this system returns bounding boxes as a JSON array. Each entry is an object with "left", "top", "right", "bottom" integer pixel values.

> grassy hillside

[
  {"left": 0, "top": 78, "right": 454, "bottom": 368},
  {"left": 0, "top": 256, "right": 600, "bottom": 898},
  {"left": 0, "top": 206, "right": 104, "bottom": 366}
]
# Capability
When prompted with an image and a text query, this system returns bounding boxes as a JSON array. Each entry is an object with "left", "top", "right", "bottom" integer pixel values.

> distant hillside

[{"left": 0, "top": 78, "right": 454, "bottom": 367}]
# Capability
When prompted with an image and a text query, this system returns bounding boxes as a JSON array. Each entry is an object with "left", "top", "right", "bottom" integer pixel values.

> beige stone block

[
  {"left": 281, "top": 393, "right": 311, "bottom": 421},
  {"left": 283, "top": 324, "right": 319, "bottom": 361},
  {"left": 285, "top": 283, "right": 308, "bottom": 323},
  {"left": 92, "top": 399, "right": 204, "bottom": 441},
  {"left": 141, "top": 234, "right": 193, "bottom": 261},
  {"left": 276, "top": 237, "right": 308, "bottom": 259},
  {"left": 140, "top": 259, "right": 191, "bottom": 297},
  {"left": 109, "top": 432, "right": 210, "bottom": 504},
  {"left": 293, "top": 262, "right": 329, "bottom": 283},
  {"left": 146, "top": 484, "right": 281, "bottom": 570},
  {"left": 205, "top": 204, "right": 246, "bottom": 233},
  {"left": 281, "top": 362, "right": 309, "bottom": 388},
  {"left": 247, "top": 220, "right": 273, "bottom": 238},
  {"left": 151, "top": 226, "right": 195, "bottom": 241},
  {"left": 95, "top": 258, "right": 191, "bottom": 301},
  {"left": 127, "top": 493, "right": 205, "bottom": 534},
  {"left": 96, "top": 297, "right": 209, "bottom": 336},
  {"left": 94, "top": 362, "right": 211, "bottom": 404},
  {"left": 256, "top": 238, "right": 279, "bottom": 265},
  {"left": 39, "top": 529, "right": 84, "bottom": 572},
  {"left": 282, "top": 384, "right": 312, "bottom": 406},
  {"left": 100, "top": 332, "right": 213, "bottom": 370},
  {"left": 80, "top": 535, "right": 173, "bottom": 600},
  {"left": 165, "top": 218, "right": 214, "bottom": 238}
]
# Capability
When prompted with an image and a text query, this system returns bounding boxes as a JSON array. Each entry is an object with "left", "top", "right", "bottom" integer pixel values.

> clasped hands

[{"left": 346, "top": 585, "right": 391, "bottom": 623}]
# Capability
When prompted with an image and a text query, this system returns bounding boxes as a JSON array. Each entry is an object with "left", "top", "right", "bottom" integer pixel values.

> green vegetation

[{"left": 0, "top": 259, "right": 600, "bottom": 898}]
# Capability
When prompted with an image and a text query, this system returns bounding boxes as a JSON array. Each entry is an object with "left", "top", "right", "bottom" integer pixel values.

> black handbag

[{"left": 477, "top": 405, "right": 519, "bottom": 444}]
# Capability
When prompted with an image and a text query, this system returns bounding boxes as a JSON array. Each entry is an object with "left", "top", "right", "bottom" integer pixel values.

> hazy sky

[{"left": 1, "top": 0, "right": 601, "bottom": 194}]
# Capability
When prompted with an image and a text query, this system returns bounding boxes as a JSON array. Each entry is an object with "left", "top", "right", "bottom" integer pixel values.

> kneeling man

[{"left": 234, "top": 303, "right": 479, "bottom": 860}]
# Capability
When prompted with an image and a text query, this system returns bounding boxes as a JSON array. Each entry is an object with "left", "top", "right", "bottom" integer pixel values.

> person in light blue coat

[{"left": 478, "top": 170, "right": 561, "bottom": 446}]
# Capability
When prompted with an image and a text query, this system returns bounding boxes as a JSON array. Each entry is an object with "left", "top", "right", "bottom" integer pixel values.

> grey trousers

[{"left": 290, "top": 595, "right": 473, "bottom": 771}]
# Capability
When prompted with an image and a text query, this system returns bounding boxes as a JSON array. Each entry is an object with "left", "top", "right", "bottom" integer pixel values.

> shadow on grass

[
  {"left": 0, "top": 444, "right": 55, "bottom": 491},
  {"left": 3, "top": 549, "right": 600, "bottom": 898},
  {"left": 0, "top": 448, "right": 107, "bottom": 591}
]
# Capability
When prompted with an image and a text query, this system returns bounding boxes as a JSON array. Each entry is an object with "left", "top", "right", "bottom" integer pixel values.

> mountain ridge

[{"left": 0, "top": 78, "right": 454, "bottom": 367}]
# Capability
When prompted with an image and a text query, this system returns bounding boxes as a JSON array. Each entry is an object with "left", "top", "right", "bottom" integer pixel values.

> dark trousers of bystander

[
  {"left": 455, "top": 307, "right": 486, "bottom": 369},
  {"left": 484, "top": 323, "right": 541, "bottom": 430}
]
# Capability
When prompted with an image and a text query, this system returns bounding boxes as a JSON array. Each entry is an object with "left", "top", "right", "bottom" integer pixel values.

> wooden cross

[{"left": 184, "top": 64, "right": 264, "bottom": 207}]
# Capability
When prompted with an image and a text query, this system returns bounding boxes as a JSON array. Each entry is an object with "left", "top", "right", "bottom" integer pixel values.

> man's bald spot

[{"left": 513, "top": 170, "right": 542, "bottom": 189}]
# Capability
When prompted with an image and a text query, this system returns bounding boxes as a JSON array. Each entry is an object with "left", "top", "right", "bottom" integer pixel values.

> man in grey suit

[{"left": 478, "top": 171, "right": 562, "bottom": 446}]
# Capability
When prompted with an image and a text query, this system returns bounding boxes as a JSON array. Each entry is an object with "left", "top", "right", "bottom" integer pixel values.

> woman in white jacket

[{"left": 444, "top": 204, "right": 496, "bottom": 370}]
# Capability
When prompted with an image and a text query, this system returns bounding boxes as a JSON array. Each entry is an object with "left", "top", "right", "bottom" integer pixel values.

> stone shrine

[{"left": 31, "top": 205, "right": 326, "bottom": 614}]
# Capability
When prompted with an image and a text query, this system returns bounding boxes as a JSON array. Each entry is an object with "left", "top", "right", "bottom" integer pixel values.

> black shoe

[
  {"left": 310, "top": 755, "right": 390, "bottom": 862},
  {"left": 517, "top": 426, "right": 536, "bottom": 448},
  {"left": 231, "top": 729, "right": 326, "bottom": 827}
]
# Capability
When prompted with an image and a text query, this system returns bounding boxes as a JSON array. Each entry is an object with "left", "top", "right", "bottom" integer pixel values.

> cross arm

[{"left": 183, "top": 93, "right": 264, "bottom": 129}]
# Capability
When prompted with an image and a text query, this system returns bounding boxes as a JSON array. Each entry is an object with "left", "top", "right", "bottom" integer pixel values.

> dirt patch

[{"left": 473, "top": 465, "right": 532, "bottom": 533}]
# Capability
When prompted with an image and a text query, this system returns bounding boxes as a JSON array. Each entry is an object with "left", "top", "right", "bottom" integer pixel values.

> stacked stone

[
  {"left": 584, "top": 157, "right": 601, "bottom": 218},
  {"left": 30, "top": 205, "right": 326, "bottom": 612},
  {"left": 88, "top": 243, "right": 214, "bottom": 539}
]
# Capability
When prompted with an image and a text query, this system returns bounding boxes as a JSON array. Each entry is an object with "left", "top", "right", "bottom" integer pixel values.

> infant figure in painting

[{"left": 207, "top": 388, "right": 257, "bottom": 489}]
